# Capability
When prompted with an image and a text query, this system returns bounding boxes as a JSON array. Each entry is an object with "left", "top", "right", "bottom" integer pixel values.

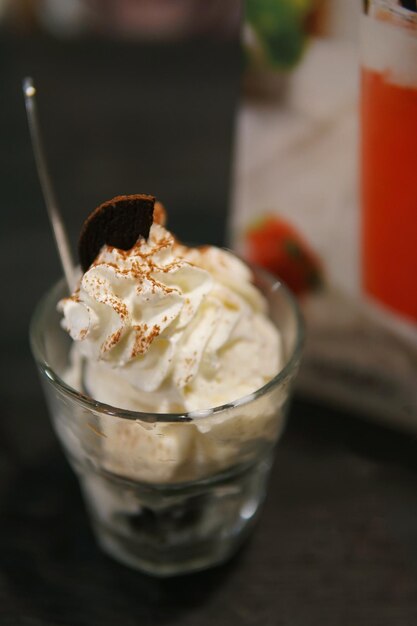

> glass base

[
  {"left": 79, "top": 454, "right": 273, "bottom": 577},
  {"left": 95, "top": 521, "right": 248, "bottom": 577}
]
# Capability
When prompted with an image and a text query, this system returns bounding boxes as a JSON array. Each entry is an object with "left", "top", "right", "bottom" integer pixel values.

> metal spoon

[{"left": 23, "top": 76, "right": 76, "bottom": 291}]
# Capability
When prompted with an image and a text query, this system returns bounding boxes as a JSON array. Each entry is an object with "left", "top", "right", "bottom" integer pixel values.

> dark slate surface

[{"left": 2, "top": 32, "right": 417, "bottom": 626}]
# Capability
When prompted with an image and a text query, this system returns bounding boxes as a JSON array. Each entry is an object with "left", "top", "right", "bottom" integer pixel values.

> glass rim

[
  {"left": 29, "top": 266, "right": 304, "bottom": 424},
  {"left": 367, "top": 0, "right": 417, "bottom": 24}
]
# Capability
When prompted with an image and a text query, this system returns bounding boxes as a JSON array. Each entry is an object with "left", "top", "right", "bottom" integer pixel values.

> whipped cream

[
  {"left": 58, "top": 214, "right": 284, "bottom": 483},
  {"left": 59, "top": 221, "right": 281, "bottom": 413}
]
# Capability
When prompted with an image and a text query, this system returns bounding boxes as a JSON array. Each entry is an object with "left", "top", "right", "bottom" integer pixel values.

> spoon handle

[{"left": 23, "top": 76, "right": 76, "bottom": 291}]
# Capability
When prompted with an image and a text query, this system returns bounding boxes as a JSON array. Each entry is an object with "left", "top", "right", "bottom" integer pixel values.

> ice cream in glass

[{"left": 30, "top": 194, "right": 303, "bottom": 575}]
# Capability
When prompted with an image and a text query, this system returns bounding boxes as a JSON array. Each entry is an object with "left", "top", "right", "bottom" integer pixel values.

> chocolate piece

[{"left": 78, "top": 194, "right": 155, "bottom": 271}]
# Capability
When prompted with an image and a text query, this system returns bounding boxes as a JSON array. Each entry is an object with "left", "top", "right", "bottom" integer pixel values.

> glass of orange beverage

[{"left": 361, "top": 0, "right": 417, "bottom": 323}]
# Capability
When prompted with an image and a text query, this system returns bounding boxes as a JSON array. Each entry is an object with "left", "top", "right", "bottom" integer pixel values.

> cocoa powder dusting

[
  {"left": 131, "top": 323, "right": 161, "bottom": 357},
  {"left": 101, "top": 328, "right": 123, "bottom": 353}
]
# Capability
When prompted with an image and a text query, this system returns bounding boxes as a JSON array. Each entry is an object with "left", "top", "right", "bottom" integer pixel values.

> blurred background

[{"left": 1, "top": 0, "right": 242, "bottom": 251}]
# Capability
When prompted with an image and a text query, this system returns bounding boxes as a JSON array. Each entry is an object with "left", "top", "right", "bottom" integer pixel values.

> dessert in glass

[
  {"left": 30, "top": 194, "right": 303, "bottom": 576},
  {"left": 361, "top": 0, "right": 417, "bottom": 322}
]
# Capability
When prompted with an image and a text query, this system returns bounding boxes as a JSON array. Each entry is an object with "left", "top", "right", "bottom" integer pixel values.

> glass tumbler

[
  {"left": 361, "top": 0, "right": 417, "bottom": 321},
  {"left": 30, "top": 266, "right": 303, "bottom": 576}
]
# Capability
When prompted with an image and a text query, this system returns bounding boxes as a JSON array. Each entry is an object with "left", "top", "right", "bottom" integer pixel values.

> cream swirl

[{"left": 59, "top": 222, "right": 281, "bottom": 412}]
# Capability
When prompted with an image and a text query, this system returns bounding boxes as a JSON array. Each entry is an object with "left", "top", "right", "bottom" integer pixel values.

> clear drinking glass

[
  {"left": 30, "top": 266, "right": 303, "bottom": 576},
  {"left": 361, "top": 0, "right": 417, "bottom": 322}
]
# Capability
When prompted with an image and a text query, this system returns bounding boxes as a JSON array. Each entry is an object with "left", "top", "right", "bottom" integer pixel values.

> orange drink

[{"left": 361, "top": 1, "right": 417, "bottom": 322}]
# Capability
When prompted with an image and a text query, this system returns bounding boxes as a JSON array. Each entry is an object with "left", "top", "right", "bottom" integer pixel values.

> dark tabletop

[{"left": 2, "top": 30, "right": 417, "bottom": 626}]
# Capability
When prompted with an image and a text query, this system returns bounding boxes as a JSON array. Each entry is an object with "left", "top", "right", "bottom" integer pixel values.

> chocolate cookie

[{"left": 78, "top": 194, "right": 155, "bottom": 271}]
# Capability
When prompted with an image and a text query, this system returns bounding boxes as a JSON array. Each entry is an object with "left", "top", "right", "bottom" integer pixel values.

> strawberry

[{"left": 244, "top": 214, "right": 323, "bottom": 296}]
